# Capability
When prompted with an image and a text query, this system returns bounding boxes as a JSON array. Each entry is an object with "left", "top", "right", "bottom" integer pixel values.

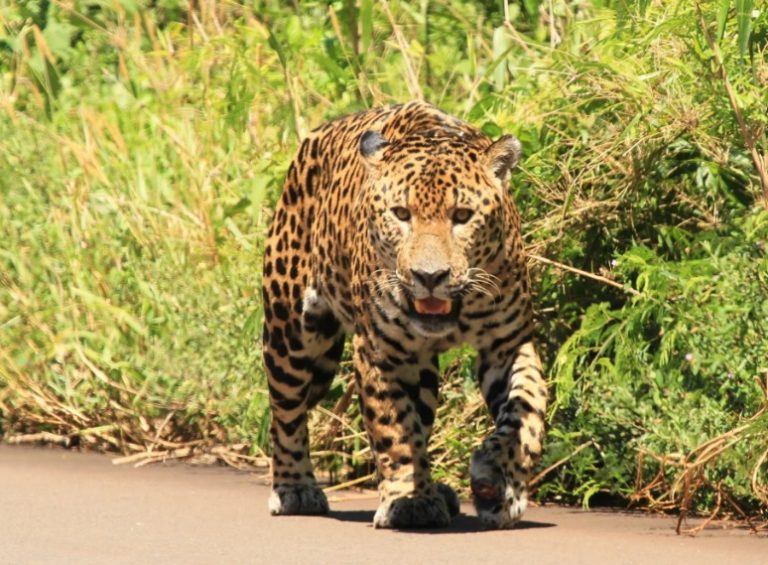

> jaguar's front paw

[
  {"left": 268, "top": 484, "right": 329, "bottom": 516},
  {"left": 470, "top": 448, "right": 527, "bottom": 529},
  {"left": 373, "top": 494, "right": 451, "bottom": 529},
  {"left": 436, "top": 482, "right": 461, "bottom": 517}
]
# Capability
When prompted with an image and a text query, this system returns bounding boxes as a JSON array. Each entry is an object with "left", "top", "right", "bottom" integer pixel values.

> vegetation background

[{"left": 1, "top": 0, "right": 767, "bottom": 526}]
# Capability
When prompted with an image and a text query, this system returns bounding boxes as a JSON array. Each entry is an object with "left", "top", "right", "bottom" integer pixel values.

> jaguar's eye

[
  {"left": 451, "top": 208, "right": 474, "bottom": 224},
  {"left": 391, "top": 207, "right": 411, "bottom": 222}
]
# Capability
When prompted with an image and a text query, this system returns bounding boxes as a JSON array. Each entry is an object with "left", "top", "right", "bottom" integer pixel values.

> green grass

[{"left": 1, "top": 0, "right": 767, "bottom": 520}]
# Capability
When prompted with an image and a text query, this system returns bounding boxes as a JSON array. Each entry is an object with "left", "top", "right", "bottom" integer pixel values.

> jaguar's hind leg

[{"left": 262, "top": 279, "right": 345, "bottom": 516}]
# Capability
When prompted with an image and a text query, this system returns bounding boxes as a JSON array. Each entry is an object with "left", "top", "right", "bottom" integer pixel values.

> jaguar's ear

[
  {"left": 484, "top": 134, "right": 522, "bottom": 185},
  {"left": 359, "top": 130, "right": 390, "bottom": 165}
]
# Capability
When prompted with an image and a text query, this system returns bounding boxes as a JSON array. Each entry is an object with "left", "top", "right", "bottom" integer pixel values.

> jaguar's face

[{"left": 360, "top": 131, "right": 521, "bottom": 336}]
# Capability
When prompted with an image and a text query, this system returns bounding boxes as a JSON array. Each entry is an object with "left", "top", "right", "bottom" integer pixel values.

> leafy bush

[{"left": 545, "top": 211, "right": 768, "bottom": 513}]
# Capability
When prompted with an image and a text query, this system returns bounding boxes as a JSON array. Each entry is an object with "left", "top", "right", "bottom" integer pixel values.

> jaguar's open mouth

[
  {"left": 406, "top": 295, "right": 461, "bottom": 335},
  {"left": 413, "top": 297, "right": 453, "bottom": 316}
]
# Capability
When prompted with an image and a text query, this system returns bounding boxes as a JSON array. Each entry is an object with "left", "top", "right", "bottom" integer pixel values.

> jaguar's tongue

[{"left": 414, "top": 297, "right": 452, "bottom": 316}]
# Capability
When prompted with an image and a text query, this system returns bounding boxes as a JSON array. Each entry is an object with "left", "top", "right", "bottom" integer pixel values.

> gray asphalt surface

[{"left": 0, "top": 445, "right": 764, "bottom": 564}]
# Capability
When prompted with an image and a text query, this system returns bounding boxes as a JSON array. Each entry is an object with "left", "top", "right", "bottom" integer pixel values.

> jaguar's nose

[{"left": 411, "top": 268, "right": 450, "bottom": 292}]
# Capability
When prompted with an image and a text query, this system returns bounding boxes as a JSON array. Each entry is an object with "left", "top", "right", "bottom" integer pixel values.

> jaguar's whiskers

[
  {"left": 371, "top": 269, "right": 402, "bottom": 298},
  {"left": 464, "top": 268, "right": 501, "bottom": 299}
]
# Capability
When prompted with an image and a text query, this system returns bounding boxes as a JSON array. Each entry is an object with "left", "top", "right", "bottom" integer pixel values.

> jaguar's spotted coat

[{"left": 262, "top": 101, "right": 547, "bottom": 529}]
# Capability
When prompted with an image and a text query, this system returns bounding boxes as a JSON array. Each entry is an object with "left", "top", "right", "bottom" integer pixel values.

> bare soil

[{"left": 0, "top": 445, "right": 764, "bottom": 564}]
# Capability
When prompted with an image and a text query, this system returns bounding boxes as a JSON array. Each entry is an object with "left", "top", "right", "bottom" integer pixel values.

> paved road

[{"left": 0, "top": 446, "right": 764, "bottom": 564}]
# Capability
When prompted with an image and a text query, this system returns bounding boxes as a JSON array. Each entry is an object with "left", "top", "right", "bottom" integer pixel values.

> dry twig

[
  {"left": 528, "top": 253, "right": 641, "bottom": 296},
  {"left": 530, "top": 440, "right": 594, "bottom": 487},
  {"left": 5, "top": 432, "right": 75, "bottom": 447},
  {"left": 380, "top": 0, "right": 423, "bottom": 100},
  {"left": 323, "top": 472, "right": 376, "bottom": 493}
]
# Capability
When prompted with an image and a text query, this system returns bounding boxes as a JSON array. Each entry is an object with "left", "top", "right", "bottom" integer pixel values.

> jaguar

[{"left": 261, "top": 100, "right": 547, "bottom": 529}]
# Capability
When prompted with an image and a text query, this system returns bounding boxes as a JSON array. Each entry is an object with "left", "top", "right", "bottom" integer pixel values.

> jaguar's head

[{"left": 360, "top": 129, "right": 521, "bottom": 337}]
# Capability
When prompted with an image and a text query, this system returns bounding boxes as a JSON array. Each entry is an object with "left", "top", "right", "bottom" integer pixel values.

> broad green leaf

[
  {"left": 491, "top": 25, "right": 512, "bottom": 91},
  {"left": 717, "top": 0, "right": 731, "bottom": 41},
  {"left": 360, "top": 0, "right": 373, "bottom": 54},
  {"left": 735, "top": 0, "right": 754, "bottom": 56}
]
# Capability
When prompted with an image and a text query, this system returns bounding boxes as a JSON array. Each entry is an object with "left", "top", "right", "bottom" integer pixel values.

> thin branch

[
  {"left": 695, "top": 3, "right": 768, "bottom": 207},
  {"left": 380, "top": 0, "right": 423, "bottom": 100},
  {"left": 323, "top": 472, "right": 376, "bottom": 493},
  {"left": 327, "top": 4, "right": 369, "bottom": 104},
  {"left": 503, "top": 0, "right": 534, "bottom": 56},
  {"left": 527, "top": 253, "right": 641, "bottom": 296},
  {"left": 5, "top": 432, "right": 74, "bottom": 447},
  {"left": 530, "top": 440, "right": 594, "bottom": 487}
]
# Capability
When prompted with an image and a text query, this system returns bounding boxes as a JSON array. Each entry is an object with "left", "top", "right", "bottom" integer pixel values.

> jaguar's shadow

[
  {"left": 328, "top": 509, "right": 375, "bottom": 524},
  {"left": 329, "top": 510, "right": 556, "bottom": 534}
]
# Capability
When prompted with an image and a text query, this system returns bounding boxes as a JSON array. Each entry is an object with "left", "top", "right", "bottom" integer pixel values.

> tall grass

[{"left": 1, "top": 0, "right": 766, "bottom": 521}]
